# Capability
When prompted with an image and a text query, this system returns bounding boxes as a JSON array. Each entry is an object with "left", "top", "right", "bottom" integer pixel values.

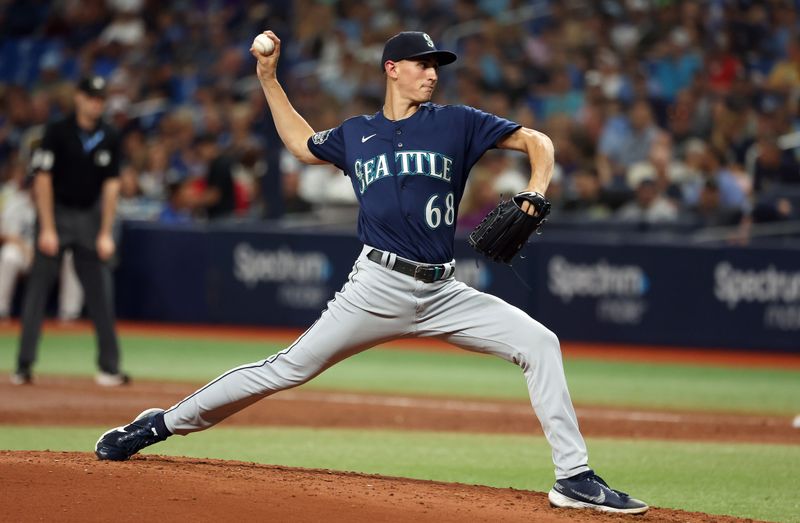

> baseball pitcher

[{"left": 95, "top": 31, "right": 647, "bottom": 515}]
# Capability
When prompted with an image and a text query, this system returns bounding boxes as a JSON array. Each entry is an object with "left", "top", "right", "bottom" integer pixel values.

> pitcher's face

[{"left": 392, "top": 58, "right": 439, "bottom": 103}]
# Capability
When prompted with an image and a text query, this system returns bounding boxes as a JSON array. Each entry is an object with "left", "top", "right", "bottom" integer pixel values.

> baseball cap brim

[{"left": 399, "top": 49, "right": 457, "bottom": 67}]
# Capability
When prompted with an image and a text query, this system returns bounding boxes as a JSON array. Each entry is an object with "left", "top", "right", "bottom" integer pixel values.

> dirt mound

[{"left": 1, "top": 451, "right": 761, "bottom": 522}]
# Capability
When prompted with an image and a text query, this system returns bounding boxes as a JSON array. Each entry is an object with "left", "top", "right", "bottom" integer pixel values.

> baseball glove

[{"left": 468, "top": 191, "right": 551, "bottom": 264}]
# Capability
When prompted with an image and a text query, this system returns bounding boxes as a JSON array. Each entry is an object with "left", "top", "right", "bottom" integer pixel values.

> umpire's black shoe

[
  {"left": 95, "top": 371, "right": 131, "bottom": 387},
  {"left": 95, "top": 408, "right": 169, "bottom": 461},
  {"left": 548, "top": 469, "right": 649, "bottom": 514},
  {"left": 10, "top": 370, "right": 32, "bottom": 385}
]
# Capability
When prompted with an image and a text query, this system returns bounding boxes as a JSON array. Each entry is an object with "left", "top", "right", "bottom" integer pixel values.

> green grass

[
  {"left": 1, "top": 331, "right": 798, "bottom": 414},
  {"left": 1, "top": 426, "right": 798, "bottom": 522},
  {"left": 564, "top": 359, "right": 800, "bottom": 415}
]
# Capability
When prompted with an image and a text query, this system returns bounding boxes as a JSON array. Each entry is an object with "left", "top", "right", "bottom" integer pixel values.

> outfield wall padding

[{"left": 115, "top": 222, "right": 800, "bottom": 352}]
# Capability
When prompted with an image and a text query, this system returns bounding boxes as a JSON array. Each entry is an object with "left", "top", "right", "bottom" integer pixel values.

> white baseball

[{"left": 253, "top": 34, "right": 275, "bottom": 56}]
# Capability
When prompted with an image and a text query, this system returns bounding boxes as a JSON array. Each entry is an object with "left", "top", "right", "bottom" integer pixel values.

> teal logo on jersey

[
  {"left": 354, "top": 151, "right": 453, "bottom": 194},
  {"left": 354, "top": 154, "right": 393, "bottom": 193}
]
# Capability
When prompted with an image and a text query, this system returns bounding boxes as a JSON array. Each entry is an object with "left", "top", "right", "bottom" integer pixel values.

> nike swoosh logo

[
  {"left": 574, "top": 489, "right": 605, "bottom": 504},
  {"left": 361, "top": 134, "right": 377, "bottom": 143}
]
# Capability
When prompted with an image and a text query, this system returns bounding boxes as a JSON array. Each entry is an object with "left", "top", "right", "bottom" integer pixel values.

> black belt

[{"left": 367, "top": 249, "right": 454, "bottom": 283}]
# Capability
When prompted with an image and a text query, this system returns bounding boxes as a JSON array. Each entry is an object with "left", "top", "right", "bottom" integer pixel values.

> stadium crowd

[{"left": 1, "top": 0, "right": 799, "bottom": 237}]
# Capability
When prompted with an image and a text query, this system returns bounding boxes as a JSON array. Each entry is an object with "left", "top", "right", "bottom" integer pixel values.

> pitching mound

[{"left": 1, "top": 451, "right": 758, "bottom": 522}]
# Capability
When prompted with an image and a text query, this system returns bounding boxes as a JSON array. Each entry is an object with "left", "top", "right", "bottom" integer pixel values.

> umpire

[{"left": 12, "top": 75, "right": 128, "bottom": 387}]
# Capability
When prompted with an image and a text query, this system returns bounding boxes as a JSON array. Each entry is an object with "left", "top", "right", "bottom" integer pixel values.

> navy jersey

[{"left": 307, "top": 103, "right": 520, "bottom": 263}]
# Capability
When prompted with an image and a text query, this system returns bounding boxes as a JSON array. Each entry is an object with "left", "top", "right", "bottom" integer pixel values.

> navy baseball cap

[
  {"left": 381, "top": 32, "right": 457, "bottom": 72},
  {"left": 77, "top": 75, "right": 107, "bottom": 98}
]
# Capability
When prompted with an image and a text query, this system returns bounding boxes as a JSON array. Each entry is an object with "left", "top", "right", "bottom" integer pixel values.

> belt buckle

[{"left": 413, "top": 265, "right": 440, "bottom": 283}]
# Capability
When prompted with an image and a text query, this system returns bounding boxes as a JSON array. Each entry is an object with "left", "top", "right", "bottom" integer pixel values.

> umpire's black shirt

[{"left": 31, "top": 113, "right": 121, "bottom": 208}]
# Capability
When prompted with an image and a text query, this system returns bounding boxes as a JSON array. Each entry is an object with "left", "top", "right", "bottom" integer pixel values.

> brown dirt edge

[
  {"left": 115, "top": 321, "right": 800, "bottom": 370},
  {"left": 1, "top": 451, "right": 764, "bottom": 523},
  {"left": 3, "top": 319, "right": 800, "bottom": 370},
  {"left": 2, "top": 376, "right": 799, "bottom": 445}
]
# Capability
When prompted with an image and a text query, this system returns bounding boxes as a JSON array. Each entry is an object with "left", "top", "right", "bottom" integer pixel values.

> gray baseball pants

[
  {"left": 17, "top": 205, "right": 121, "bottom": 374},
  {"left": 164, "top": 245, "right": 590, "bottom": 479}
]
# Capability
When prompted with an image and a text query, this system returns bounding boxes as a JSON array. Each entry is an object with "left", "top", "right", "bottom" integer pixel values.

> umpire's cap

[
  {"left": 381, "top": 32, "right": 457, "bottom": 72},
  {"left": 77, "top": 75, "right": 107, "bottom": 98}
]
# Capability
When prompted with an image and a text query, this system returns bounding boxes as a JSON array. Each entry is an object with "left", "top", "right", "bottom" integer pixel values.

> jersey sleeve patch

[
  {"left": 312, "top": 129, "right": 334, "bottom": 145},
  {"left": 307, "top": 124, "right": 347, "bottom": 169},
  {"left": 30, "top": 123, "right": 57, "bottom": 174},
  {"left": 30, "top": 148, "right": 55, "bottom": 172}
]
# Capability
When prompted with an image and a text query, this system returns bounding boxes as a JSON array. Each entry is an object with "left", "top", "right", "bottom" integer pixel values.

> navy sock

[{"left": 152, "top": 412, "right": 172, "bottom": 438}]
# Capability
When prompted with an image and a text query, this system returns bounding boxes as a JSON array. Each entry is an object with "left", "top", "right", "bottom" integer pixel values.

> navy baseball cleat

[
  {"left": 548, "top": 470, "right": 649, "bottom": 514},
  {"left": 95, "top": 408, "right": 170, "bottom": 461}
]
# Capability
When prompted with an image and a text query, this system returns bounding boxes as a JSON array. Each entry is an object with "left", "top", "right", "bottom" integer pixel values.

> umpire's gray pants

[{"left": 17, "top": 204, "right": 121, "bottom": 374}]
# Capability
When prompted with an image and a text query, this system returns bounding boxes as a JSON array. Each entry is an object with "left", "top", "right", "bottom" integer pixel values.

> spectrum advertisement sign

[
  {"left": 533, "top": 242, "right": 800, "bottom": 351},
  {"left": 116, "top": 224, "right": 800, "bottom": 350}
]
